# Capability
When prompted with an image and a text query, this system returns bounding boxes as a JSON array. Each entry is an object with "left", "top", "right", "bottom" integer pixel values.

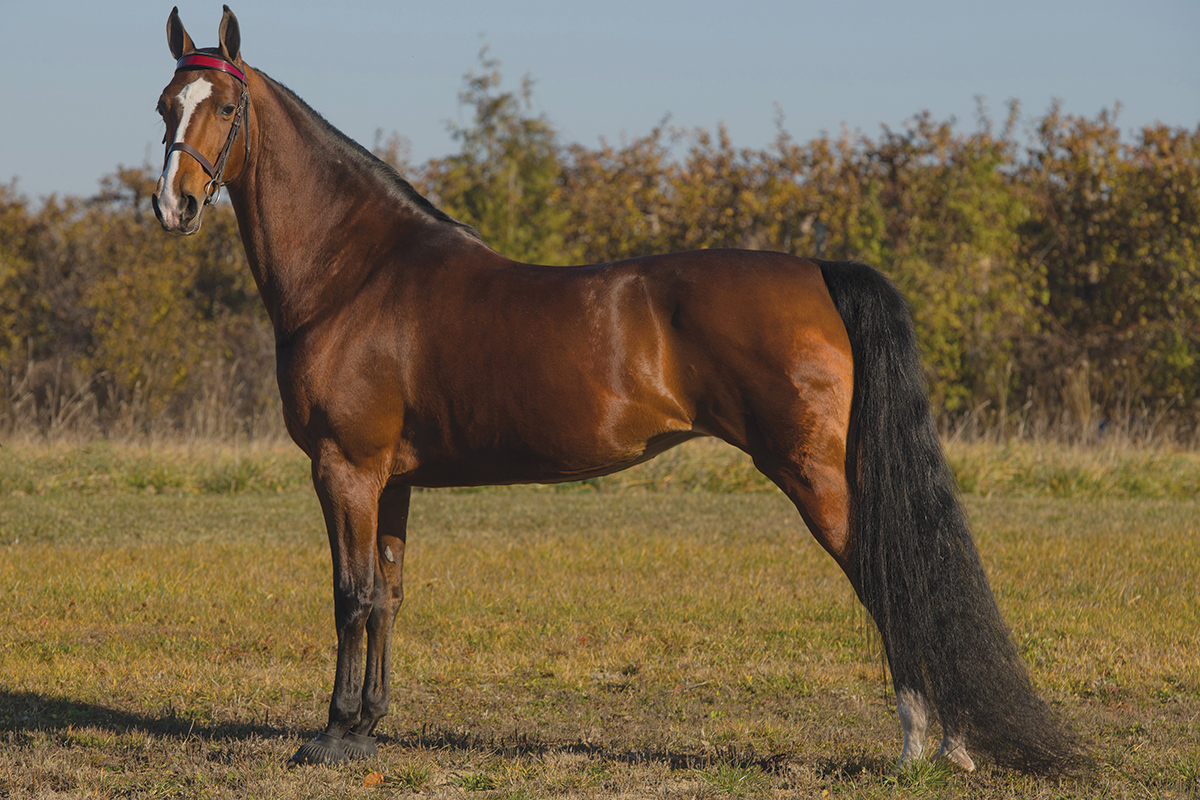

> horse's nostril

[{"left": 183, "top": 192, "right": 201, "bottom": 223}]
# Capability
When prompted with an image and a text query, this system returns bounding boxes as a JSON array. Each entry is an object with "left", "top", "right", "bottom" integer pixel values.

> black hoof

[
  {"left": 288, "top": 732, "right": 348, "bottom": 766},
  {"left": 344, "top": 731, "right": 378, "bottom": 759}
]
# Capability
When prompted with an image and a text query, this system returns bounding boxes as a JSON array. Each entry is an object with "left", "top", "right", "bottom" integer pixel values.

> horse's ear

[
  {"left": 167, "top": 7, "right": 195, "bottom": 60},
  {"left": 218, "top": 6, "right": 242, "bottom": 64}
]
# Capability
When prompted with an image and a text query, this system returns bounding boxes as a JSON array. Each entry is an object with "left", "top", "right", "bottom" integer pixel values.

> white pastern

[
  {"left": 157, "top": 77, "right": 213, "bottom": 225},
  {"left": 896, "top": 688, "right": 930, "bottom": 766}
]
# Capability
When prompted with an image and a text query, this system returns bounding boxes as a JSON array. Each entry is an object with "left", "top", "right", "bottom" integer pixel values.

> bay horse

[{"left": 152, "top": 6, "right": 1082, "bottom": 772}]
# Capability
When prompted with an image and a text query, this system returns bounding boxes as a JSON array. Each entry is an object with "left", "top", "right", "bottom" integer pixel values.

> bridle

[{"left": 166, "top": 53, "right": 251, "bottom": 206}]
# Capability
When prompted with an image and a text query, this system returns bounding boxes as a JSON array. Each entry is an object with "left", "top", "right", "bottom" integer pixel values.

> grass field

[{"left": 1, "top": 439, "right": 1198, "bottom": 798}]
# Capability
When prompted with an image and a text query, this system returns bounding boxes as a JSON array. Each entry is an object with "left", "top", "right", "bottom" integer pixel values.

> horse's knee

[{"left": 333, "top": 573, "right": 375, "bottom": 625}]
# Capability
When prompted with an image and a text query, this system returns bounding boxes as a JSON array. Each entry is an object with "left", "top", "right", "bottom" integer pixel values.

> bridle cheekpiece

[{"left": 167, "top": 52, "right": 250, "bottom": 205}]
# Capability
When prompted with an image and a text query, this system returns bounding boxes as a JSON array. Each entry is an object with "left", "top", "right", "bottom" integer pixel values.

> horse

[{"left": 151, "top": 6, "right": 1083, "bottom": 772}]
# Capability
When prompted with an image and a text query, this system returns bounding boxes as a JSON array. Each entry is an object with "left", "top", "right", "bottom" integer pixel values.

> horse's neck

[{"left": 228, "top": 72, "right": 447, "bottom": 338}]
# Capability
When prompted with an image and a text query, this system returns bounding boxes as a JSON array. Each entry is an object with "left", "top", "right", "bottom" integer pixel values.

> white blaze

[{"left": 157, "top": 77, "right": 213, "bottom": 225}]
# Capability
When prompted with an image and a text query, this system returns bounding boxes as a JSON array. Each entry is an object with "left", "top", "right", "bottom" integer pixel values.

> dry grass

[
  {"left": 2, "top": 436, "right": 1198, "bottom": 498},
  {"left": 0, "top": 439, "right": 1198, "bottom": 798}
]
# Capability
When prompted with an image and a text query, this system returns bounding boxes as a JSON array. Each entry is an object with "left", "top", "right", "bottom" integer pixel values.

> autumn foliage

[{"left": 2, "top": 60, "right": 1197, "bottom": 441}]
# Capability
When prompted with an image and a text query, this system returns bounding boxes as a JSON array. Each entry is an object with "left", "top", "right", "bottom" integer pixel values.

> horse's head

[{"left": 153, "top": 6, "right": 250, "bottom": 235}]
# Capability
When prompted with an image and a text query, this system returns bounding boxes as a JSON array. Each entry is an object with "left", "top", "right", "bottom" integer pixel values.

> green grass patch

[{"left": 699, "top": 760, "right": 772, "bottom": 797}]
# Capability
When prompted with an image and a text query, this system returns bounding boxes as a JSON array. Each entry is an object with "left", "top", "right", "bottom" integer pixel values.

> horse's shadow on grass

[
  {"left": 392, "top": 725, "right": 799, "bottom": 772},
  {"left": 384, "top": 725, "right": 894, "bottom": 779},
  {"left": 0, "top": 690, "right": 291, "bottom": 743},
  {"left": 1, "top": 691, "right": 783, "bottom": 770},
  {"left": 1, "top": 690, "right": 891, "bottom": 778}
]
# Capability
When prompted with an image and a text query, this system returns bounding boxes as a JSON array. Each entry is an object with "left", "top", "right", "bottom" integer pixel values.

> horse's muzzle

[{"left": 152, "top": 183, "right": 204, "bottom": 235}]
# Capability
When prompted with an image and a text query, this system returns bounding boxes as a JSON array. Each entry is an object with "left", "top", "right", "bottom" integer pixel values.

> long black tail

[{"left": 817, "top": 260, "right": 1085, "bottom": 773}]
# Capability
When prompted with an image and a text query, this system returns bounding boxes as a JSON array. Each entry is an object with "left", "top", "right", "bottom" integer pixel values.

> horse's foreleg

[
  {"left": 346, "top": 483, "right": 410, "bottom": 757},
  {"left": 289, "top": 453, "right": 382, "bottom": 766}
]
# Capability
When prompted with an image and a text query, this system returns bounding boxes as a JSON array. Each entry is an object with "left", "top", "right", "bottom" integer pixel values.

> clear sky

[{"left": 3, "top": 1, "right": 1198, "bottom": 201}]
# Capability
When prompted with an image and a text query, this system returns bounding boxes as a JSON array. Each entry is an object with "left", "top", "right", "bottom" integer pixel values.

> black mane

[{"left": 242, "top": 58, "right": 481, "bottom": 241}]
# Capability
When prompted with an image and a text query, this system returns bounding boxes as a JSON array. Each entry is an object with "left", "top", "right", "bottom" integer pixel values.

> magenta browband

[{"left": 175, "top": 53, "right": 247, "bottom": 84}]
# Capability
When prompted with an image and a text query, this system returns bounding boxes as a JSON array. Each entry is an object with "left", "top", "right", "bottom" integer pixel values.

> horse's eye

[
  {"left": 156, "top": 99, "right": 168, "bottom": 117},
  {"left": 221, "top": 104, "right": 237, "bottom": 117}
]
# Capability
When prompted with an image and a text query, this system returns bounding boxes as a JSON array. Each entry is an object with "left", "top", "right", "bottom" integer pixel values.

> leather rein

[{"left": 167, "top": 53, "right": 250, "bottom": 206}]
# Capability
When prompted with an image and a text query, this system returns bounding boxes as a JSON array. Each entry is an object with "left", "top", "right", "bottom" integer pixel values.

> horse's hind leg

[
  {"left": 746, "top": 377, "right": 958, "bottom": 771},
  {"left": 765, "top": 446, "right": 924, "bottom": 768},
  {"left": 764, "top": 448, "right": 964, "bottom": 770},
  {"left": 896, "top": 690, "right": 977, "bottom": 771},
  {"left": 936, "top": 731, "right": 976, "bottom": 771},
  {"left": 896, "top": 688, "right": 931, "bottom": 765},
  {"left": 346, "top": 483, "right": 411, "bottom": 757},
  {"left": 763, "top": 430, "right": 981, "bottom": 773}
]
